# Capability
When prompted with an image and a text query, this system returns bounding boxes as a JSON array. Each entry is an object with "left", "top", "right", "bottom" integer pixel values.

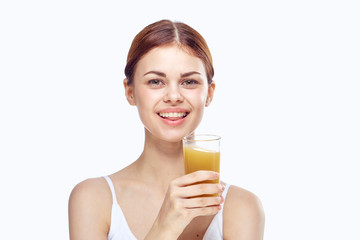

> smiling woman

[
  {"left": 127, "top": 44, "right": 211, "bottom": 142},
  {"left": 69, "top": 19, "right": 264, "bottom": 240}
]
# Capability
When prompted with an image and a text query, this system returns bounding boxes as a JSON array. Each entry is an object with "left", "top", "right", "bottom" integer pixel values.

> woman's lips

[{"left": 156, "top": 108, "right": 189, "bottom": 126}]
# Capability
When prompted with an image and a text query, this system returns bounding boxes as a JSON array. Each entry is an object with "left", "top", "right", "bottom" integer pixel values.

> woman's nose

[{"left": 163, "top": 84, "right": 184, "bottom": 103}]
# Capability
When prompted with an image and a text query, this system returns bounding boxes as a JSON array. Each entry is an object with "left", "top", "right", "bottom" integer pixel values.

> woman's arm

[
  {"left": 68, "top": 178, "right": 110, "bottom": 240},
  {"left": 145, "top": 171, "right": 225, "bottom": 240},
  {"left": 223, "top": 186, "right": 265, "bottom": 240}
]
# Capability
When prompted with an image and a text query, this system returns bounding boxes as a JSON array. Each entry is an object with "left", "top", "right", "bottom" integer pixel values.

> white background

[{"left": 1, "top": 0, "right": 359, "bottom": 239}]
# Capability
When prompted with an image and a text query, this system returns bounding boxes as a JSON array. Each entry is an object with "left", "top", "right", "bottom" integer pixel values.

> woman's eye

[
  {"left": 148, "top": 79, "right": 163, "bottom": 86},
  {"left": 182, "top": 79, "right": 198, "bottom": 86}
]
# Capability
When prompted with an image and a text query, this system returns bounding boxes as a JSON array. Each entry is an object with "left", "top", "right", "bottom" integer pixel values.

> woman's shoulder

[
  {"left": 68, "top": 177, "right": 112, "bottom": 238},
  {"left": 225, "top": 185, "right": 263, "bottom": 210},
  {"left": 69, "top": 176, "right": 113, "bottom": 214},
  {"left": 69, "top": 170, "right": 130, "bottom": 208},
  {"left": 69, "top": 177, "right": 112, "bottom": 203},
  {"left": 223, "top": 184, "right": 265, "bottom": 239}
]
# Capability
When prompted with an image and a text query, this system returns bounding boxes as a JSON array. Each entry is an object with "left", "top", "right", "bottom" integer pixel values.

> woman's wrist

[
  {"left": 144, "top": 229, "right": 178, "bottom": 240},
  {"left": 144, "top": 231, "right": 176, "bottom": 240},
  {"left": 144, "top": 221, "right": 179, "bottom": 240}
]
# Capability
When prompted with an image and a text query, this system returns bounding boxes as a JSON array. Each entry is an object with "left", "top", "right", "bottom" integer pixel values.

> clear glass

[{"left": 182, "top": 134, "right": 221, "bottom": 184}]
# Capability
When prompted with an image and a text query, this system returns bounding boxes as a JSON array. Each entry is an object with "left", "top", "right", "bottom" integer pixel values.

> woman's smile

[{"left": 157, "top": 108, "right": 190, "bottom": 126}]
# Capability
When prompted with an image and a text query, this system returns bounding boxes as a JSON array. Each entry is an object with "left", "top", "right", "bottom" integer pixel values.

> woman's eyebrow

[
  {"left": 181, "top": 71, "right": 201, "bottom": 78},
  {"left": 143, "top": 71, "right": 201, "bottom": 78},
  {"left": 143, "top": 71, "right": 166, "bottom": 77}
]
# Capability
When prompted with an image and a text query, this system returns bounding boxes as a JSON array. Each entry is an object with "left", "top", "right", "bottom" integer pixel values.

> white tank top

[{"left": 104, "top": 176, "right": 230, "bottom": 240}]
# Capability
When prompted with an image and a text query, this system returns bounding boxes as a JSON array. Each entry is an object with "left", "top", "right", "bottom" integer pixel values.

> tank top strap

[
  {"left": 221, "top": 184, "right": 231, "bottom": 207},
  {"left": 103, "top": 176, "right": 118, "bottom": 204},
  {"left": 203, "top": 184, "right": 231, "bottom": 239}
]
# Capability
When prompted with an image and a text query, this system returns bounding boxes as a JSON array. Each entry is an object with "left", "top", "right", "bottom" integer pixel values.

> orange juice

[{"left": 183, "top": 146, "right": 220, "bottom": 185}]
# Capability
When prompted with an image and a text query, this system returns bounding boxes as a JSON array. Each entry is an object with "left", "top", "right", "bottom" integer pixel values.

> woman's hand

[{"left": 145, "top": 170, "right": 225, "bottom": 239}]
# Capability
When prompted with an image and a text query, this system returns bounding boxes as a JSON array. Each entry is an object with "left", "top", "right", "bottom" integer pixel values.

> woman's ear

[
  {"left": 205, "top": 81, "right": 216, "bottom": 107},
  {"left": 123, "top": 78, "right": 136, "bottom": 106}
]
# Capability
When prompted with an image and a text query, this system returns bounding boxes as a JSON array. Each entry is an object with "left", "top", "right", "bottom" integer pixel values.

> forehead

[{"left": 134, "top": 45, "right": 206, "bottom": 76}]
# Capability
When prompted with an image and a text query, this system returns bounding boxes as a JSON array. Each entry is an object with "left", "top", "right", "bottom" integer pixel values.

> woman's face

[{"left": 124, "top": 44, "right": 215, "bottom": 142}]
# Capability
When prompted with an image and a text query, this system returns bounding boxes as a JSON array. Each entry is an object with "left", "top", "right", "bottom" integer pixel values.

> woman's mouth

[
  {"left": 157, "top": 111, "right": 189, "bottom": 125},
  {"left": 158, "top": 112, "right": 188, "bottom": 119}
]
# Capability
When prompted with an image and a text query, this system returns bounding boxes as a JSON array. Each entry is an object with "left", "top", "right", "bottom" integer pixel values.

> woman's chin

[{"left": 159, "top": 134, "right": 184, "bottom": 143}]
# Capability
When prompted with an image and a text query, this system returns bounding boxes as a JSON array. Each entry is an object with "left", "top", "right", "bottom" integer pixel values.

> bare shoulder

[
  {"left": 225, "top": 185, "right": 264, "bottom": 216},
  {"left": 69, "top": 177, "right": 111, "bottom": 202},
  {"left": 68, "top": 177, "right": 111, "bottom": 240},
  {"left": 223, "top": 185, "right": 265, "bottom": 240}
]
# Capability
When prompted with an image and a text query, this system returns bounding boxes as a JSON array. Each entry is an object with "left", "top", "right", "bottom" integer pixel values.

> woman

[{"left": 69, "top": 19, "right": 265, "bottom": 240}]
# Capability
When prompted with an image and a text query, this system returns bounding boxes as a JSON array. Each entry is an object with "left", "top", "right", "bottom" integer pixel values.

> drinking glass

[{"left": 183, "top": 134, "right": 221, "bottom": 185}]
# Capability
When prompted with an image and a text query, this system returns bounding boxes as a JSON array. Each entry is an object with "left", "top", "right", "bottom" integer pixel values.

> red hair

[{"left": 124, "top": 20, "right": 214, "bottom": 85}]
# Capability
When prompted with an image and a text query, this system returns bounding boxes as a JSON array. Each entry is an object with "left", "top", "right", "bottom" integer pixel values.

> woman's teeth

[{"left": 159, "top": 112, "right": 187, "bottom": 118}]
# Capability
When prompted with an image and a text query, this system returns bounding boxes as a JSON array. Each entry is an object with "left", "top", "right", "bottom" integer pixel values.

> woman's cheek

[{"left": 187, "top": 90, "right": 208, "bottom": 107}]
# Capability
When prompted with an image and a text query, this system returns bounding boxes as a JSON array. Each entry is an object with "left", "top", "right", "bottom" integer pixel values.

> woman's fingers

[
  {"left": 184, "top": 195, "right": 224, "bottom": 209},
  {"left": 149, "top": 172, "right": 225, "bottom": 237},
  {"left": 180, "top": 183, "right": 224, "bottom": 198},
  {"left": 189, "top": 205, "right": 222, "bottom": 217},
  {"left": 170, "top": 170, "right": 224, "bottom": 199},
  {"left": 173, "top": 170, "right": 219, "bottom": 187}
]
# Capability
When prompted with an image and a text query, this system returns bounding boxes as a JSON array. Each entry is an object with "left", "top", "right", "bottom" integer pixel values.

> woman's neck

[{"left": 133, "top": 130, "right": 185, "bottom": 191}]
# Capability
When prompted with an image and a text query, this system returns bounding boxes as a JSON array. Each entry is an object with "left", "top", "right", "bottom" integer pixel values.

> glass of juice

[{"left": 183, "top": 134, "right": 221, "bottom": 196}]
